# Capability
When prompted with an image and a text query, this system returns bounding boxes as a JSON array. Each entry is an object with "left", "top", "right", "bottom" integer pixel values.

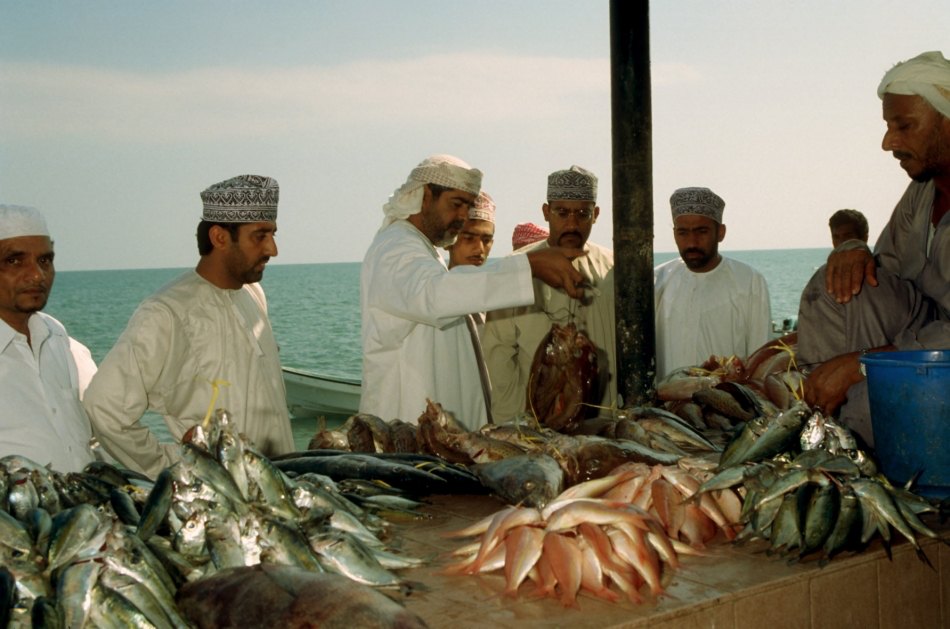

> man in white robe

[
  {"left": 483, "top": 166, "right": 617, "bottom": 423},
  {"left": 800, "top": 51, "right": 950, "bottom": 445},
  {"left": 84, "top": 175, "right": 295, "bottom": 477},
  {"left": 0, "top": 205, "right": 97, "bottom": 472},
  {"left": 654, "top": 187, "right": 772, "bottom": 379},
  {"left": 360, "top": 155, "right": 588, "bottom": 431}
]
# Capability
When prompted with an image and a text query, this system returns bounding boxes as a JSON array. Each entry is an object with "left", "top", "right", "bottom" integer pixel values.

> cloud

[{"left": 0, "top": 55, "right": 700, "bottom": 142}]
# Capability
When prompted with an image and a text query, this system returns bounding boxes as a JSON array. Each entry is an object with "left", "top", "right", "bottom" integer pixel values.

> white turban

[
  {"left": 0, "top": 205, "right": 50, "bottom": 241},
  {"left": 379, "top": 154, "right": 483, "bottom": 232},
  {"left": 878, "top": 51, "right": 950, "bottom": 120}
]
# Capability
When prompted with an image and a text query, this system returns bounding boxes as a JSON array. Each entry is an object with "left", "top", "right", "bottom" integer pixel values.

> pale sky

[{"left": 2, "top": 1, "right": 948, "bottom": 271}]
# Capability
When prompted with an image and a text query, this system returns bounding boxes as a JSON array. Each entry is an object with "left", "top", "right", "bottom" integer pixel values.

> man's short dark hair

[
  {"left": 426, "top": 183, "right": 450, "bottom": 200},
  {"left": 829, "top": 209, "right": 869, "bottom": 239},
  {"left": 197, "top": 221, "right": 241, "bottom": 255}
]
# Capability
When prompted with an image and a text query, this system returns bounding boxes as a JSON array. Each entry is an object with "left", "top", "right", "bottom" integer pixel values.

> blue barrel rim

[{"left": 860, "top": 350, "right": 950, "bottom": 370}]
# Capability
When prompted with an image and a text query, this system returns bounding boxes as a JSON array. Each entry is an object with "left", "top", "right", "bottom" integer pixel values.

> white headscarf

[
  {"left": 878, "top": 51, "right": 950, "bottom": 120},
  {"left": 0, "top": 205, "right": 50, "bottom": 241},
  {"left": 379, "top": 155, "right": 483, "bottom": 232}
]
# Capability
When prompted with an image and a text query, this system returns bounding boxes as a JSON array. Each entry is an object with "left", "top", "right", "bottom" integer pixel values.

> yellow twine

[{"left": 196, "top": 378, "right": 231, "bottom": 428}]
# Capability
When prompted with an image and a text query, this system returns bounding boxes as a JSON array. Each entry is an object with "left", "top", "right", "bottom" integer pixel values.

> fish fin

[{"left": 915, "top": 547, "right": 935, "bottom": 571}]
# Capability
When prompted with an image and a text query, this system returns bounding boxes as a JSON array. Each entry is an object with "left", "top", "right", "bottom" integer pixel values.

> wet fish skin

[
  {"left": 258, "top": 517, "right": 324, "bottom": 573},
  {"left": 0, "top": 566, "right": 14, "bottom": 629},
  {"left": 358, "top": 414, "right": 396, "bottom": 454},
  {"left": 387, "top": 419, "right": 418, "bottom": 454},
  {"left": 56, "top": 559, "right": 100, "bottom": 629},
  {"left": 47, "top": 504, "right": 103, "bottom": 574},
  {"left": 470, "top": 452, "right": 564, "bottom": 509},
  {"left": 137, "top": 468, "right": 174, "bottom": 541},
  {"left": 0, "top": 507, "right": 34, "bottom": 554},
  {"left": 340, "top": 415, "right": 377, "bottom": 453},
  {"left": 8, "top": 469, "right": 39, "bottom": 520},
  {"left": 243, "top": 450, "right": 300, "bottom": 520},
  {"left": 822, "top": 487, "right": 863, "bottom": 561},
  {"left": 308, "top": 529, "right": 404, "bottom": 589},
  {"left": 111, "top": 487, "right": 142, "bottom": 527},
  {"left": 851, "top": 478, "right": 927, "bottom": 561},
  {"left": 217, "top": 432, "right": 250, "bottom": 502},
  {"left": 29, "top": 595, "right": 62, "bottom": 629},
  {"left": 89, "top": 583, "right": 161, "bottom": 629},
  {"left": 179, "top": 443, "right": 246, "bottom": 509},
  {"left": 175, "top": 564, "right": 430, "bottom": 629},
  {"left": 693, "top": 387, "right": 756, "bottom": 421},
  {"left": 798, "top": 482, "right": 839, "bottom": 557}
]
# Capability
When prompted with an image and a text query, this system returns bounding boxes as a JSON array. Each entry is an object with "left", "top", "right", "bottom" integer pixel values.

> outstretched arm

[{"left": 526, "top": 247, "right": 588, "bottom": 298}]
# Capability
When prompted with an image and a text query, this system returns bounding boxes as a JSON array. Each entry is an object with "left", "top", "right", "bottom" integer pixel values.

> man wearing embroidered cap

[
  {"left": 361, "top": 155, "right": 587, "bottom": 431},
  {"left": 445, "top": 191, "right": 496, "bottom": 270},
  {"left": 799, "top": 51, "right": 950, "bottom": 445},
  {"left": 483, "top": 165, "right": 618, "bottom": 422},
  {"left": 84, "top": 175, "right": 294, "bottom": 477},
  {"left": 0, "top": 205, "right": 97, "bottom": 472},
  {"left": 654, "top": 187, "right": 771, "bottom": 379}
]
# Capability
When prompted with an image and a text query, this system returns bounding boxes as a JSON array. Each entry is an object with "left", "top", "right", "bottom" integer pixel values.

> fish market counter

[{"left": 392, "top": 495, "right": 950, "bottom": 629}]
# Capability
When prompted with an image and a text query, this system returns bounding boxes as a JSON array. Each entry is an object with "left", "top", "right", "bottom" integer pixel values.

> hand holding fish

[
  {"left": 824, "top": 245, "right": 877, "bottom": 303},
  {"left": 804, "top": 351, "right": 865, "bottom": 414},
  {"left": 526, "top": 247, "right": 588, "bottom": 299}
]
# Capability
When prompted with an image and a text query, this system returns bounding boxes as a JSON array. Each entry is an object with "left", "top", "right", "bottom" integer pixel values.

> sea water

[{"left": 45, "top": 248, "right": 830, "bottom": 447}]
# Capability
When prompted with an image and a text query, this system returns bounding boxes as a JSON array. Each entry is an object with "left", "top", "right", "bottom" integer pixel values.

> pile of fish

[
  {"left": 0, "top": 408, "right": 431, "bottom": 628},
  {"left": 308, "top": 399, "right": 724, "bottom": 509},
  {"left": 438, "top": 461, "right": 738, "bottom": 606},
  {"left": 657, "top": 334, "right": 804, "bottom": 430},
  {"left": 691, "top": 399, "right": 947, "bottom": 565}
]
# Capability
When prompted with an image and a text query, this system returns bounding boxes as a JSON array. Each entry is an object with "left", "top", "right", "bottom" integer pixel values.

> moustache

[
  {"left": 893, "top": 151, "right": 913, "bottom": 161},
  {"left": 18, "top": 282, "right": 48, "bottom": 293}
]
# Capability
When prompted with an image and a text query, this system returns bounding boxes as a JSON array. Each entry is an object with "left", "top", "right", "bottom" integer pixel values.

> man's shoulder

[
  {"left": 721, "top": 257, "right": 766, "bottom": 280},
  {"left": 34, "top": 312, "right": 69, "bottom": 337},
  {"left": 365, "top": 221, "right": 432, "bottom": 261},
  {"left": 654, "top": 257, "right": 685, "bottom": 278}
]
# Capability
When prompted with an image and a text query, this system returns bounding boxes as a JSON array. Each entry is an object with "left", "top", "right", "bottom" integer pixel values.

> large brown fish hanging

[{"left": 526, "top": 322, "right": 599, "bottom": 432}]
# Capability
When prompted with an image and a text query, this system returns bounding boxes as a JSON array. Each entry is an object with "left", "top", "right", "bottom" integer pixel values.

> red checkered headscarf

[{"left": 512, "top": 222, "right": 549, "bottom": 250}]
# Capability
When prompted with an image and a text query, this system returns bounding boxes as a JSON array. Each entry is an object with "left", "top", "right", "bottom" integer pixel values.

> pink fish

[
  {"left": 503, "top": 525, "right": 546, "bottom": 600},
  {"left": 543, "top": 532, "right": 583, "bottom": 608}
]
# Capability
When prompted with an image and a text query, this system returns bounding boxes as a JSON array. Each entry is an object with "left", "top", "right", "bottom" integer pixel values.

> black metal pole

[{"left": 610, "top": 0, "right": 655, "bottom": 407}]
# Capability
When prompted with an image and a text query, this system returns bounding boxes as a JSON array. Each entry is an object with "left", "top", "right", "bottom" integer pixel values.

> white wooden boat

[{"left": 282, "top": 367, "right": 361, "bottom": 418}]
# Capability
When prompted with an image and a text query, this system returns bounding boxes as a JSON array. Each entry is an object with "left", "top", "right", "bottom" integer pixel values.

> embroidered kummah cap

[
  {"left": 547, "top": 165, "right": 598, "bottom": 202},
  {"left": 380, "top": 154, "right": 483, "bottom": 232},
  {"left": 469, "top": 191, "right": 495, "bottom": 224},
  {"left": 0, "top": 205, "right": 50, "bottom": 241},
  {"left": 512, "top": 222, "right": 549, "bottom": 250},
  {"left": 670, "top": 187, "right": 725, "bottom": 224},
  {"left": 878, "top": 50, "right": 950, "bottom": 120},
  {"left": 200, "top": 175, "right": 279, "bottom": 222}
]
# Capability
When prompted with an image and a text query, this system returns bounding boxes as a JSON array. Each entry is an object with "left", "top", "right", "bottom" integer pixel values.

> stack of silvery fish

[
  {"left": 0, "top": 409, "right": 428, "bottom": 629},
  {"left": 689, "top": 399, "right": 948, "bottom": 565}
]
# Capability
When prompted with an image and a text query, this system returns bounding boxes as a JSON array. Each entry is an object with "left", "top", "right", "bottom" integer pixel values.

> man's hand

[
  {"left": 804, "top": 352, "right": 865, "bottom": 415},
  {"left": 526, "top": 247, "right": 588, "bottom": 299},
  {"left": 825, "top": 246, "right": 877, "bottom": 303}
]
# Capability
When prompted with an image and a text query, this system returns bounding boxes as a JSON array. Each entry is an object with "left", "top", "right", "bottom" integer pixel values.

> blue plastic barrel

[{"left": 860, "top": 350, "right": 950, "bottom": 498}]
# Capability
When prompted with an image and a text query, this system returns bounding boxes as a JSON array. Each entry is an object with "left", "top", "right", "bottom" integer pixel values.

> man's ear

[
  {"left": 542, "top": 203, "right": 551, "bottom": 222},
  {"left": 593, "top": 205, "right": 600, "bottom": 223},
  {"left": 208, "top": 225, "right": 233, "bottom": 251},
  {"left": 717, "top": 223, "right": 727, "bottom": 243}
]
